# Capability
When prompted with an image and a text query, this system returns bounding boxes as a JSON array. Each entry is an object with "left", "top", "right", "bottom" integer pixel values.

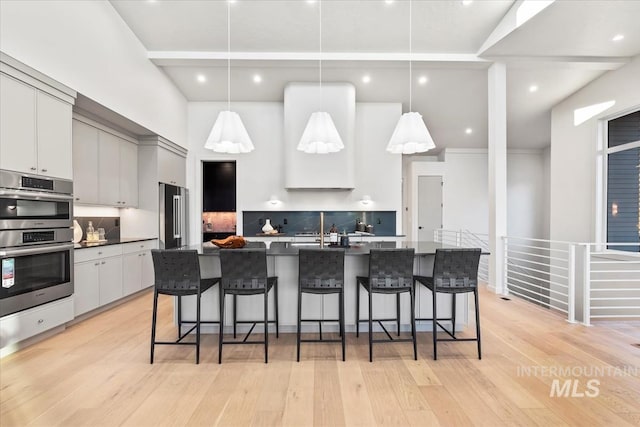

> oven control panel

[
  {"left": 23, "top": 231, "right": 56, "bottom": 244},
  {"left": 21, "top": 176, "right": 54, "bottom": 191}
]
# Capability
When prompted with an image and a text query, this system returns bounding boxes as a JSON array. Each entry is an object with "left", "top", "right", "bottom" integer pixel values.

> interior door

[{"left": 417, "top": 176, "right": 443, "bottom": 241}]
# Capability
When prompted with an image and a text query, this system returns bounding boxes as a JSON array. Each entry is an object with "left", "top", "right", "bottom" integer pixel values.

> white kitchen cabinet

[
  {"left": 74, "top": 260, "right": 100, "bottom": 316},
  {"left": 0, "top": 73, "right": 36, "bottom": 174},
  {"left": 36, "top": 91, "right": 72, "bottom": 178},
  {"left": 122, "top": 240, "right": 157, "bottom": 295},
  {"left": 0, "top": 73, "right": 72, "bottom": 180},
  {"left": 99, "top": 256, "right": 123, "bottom": 305},
  {"left": 122, "top": 252, "right": 142, "bottom": 296},
  {"left": 0, "top": 296, "right": 74, "bottom": 357},
  {"left": 73, "top": 117, "right": 138, "bottom": 208},
  {"left": 158, "top": 147, "right": 186, "bottom": 187},
  {"left": 119, "top": 139, "right": 138, "bottom": 207},
  {"left": 72, "top": 119, "right": 99, "bottom": 204}
]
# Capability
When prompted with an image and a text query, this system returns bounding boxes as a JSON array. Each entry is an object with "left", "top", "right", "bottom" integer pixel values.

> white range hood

[{"left": 284, "top": 82, "right": 355, "bottom": 189}]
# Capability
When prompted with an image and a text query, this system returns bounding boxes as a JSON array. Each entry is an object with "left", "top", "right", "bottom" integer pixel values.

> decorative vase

[
  {"left": 262, "top": 219, "right": 274, "bottom": 233},
  {"left": 73, "top": 220, "right": 83, "bottom": 243}
]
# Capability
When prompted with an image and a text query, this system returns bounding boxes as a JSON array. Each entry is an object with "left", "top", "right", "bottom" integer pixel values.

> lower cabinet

[
  {"left": 74, "top": 240, "right": 157, "bottom": 317},
  {"left": 0, "top": 296, "right": 74, "bottom": 357}
]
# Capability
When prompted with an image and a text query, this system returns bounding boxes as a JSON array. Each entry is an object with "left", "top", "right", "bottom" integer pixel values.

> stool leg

[
  {"left": 396, "top": 293, "right": 401, "bottom": 336},
  {"left": 368, "top": 289, "right": 373, "bottom": 362},
  {"left": 150, "top": 290, "right": 159, "bottom": 364},
  {"left": 274, "top": 280, "right": 279, "bottom": 338},
  {"left": 452, "top": 293, "right": 456, "bottom": 337},
  {"left": 196, "top": 291, "right": 201, "bottom": 364},
  {"left": 340, "top": 289, "right": 345, "bottom": 362},
  {"left": 233, "top": 294, "right": 237, "bottom": 339},
  {"left": 218, "top": 289, "right": 225, "bottom": 364},
  {"left": 297, "top": 288, "right": 302, "bottom": 362},
  {"left": 474, "top": 288, "right": 482, "bottom": 360},
  {"left": 356, "top": 281, "right": 360, "bottom": 338},
  {"left": 264, "top": 288, "right": 269, "bottom": 364},
  {"left": 432, "top": 289, "right": 437, "bottom": 360},
  {"left": 410, "top": 288, "right": 417, "bottom": 360},
  {"left": 177, "top": 295, "right": 182, "bottom": 339}
]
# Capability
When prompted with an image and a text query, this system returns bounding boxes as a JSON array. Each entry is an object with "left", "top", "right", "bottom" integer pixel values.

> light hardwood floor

[{"left": 1, "top": 286, "right": 639, "bottom": 426}]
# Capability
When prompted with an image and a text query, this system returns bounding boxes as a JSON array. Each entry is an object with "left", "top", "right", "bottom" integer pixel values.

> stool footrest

[{"left": 300, "top": 338, "right": 342, "bottom": 343}]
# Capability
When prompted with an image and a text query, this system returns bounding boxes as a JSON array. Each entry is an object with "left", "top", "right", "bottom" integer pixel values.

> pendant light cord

[
  {"left": 409, "top": 0, "right": 412, "bottom": 112},
  {"left": 319, "top": 0, "right": 323, "bottom": 110},
  {"left": 227, "top": 1, "right": 231, "bottom": 111}
]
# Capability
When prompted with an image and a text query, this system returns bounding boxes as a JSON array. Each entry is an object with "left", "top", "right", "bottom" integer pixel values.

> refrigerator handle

[{"left": 173, "top": 195, "right": 180, "bottom": 238}]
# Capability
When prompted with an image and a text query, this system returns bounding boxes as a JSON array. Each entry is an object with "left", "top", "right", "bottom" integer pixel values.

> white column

[{"left": 488, "top": 63, "right": 507, "bottom": 294}]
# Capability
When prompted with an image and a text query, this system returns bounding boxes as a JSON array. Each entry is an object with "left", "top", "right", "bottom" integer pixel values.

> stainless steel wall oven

[{"left": 0, "top": 170, "right": 74, "bottom": 317}]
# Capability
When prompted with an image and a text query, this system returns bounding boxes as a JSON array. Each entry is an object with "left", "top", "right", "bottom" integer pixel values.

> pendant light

[
  {"left": 205, "top": 1, "right": 254, "bottom": 153},
  {"left": 297, "top": 0, "right": 344, "bottom": 154},
  {"left": 386, "top": 0, "right": 435, "bottom": 154}
]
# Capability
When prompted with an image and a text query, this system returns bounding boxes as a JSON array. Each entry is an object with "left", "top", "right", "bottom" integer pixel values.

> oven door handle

[
  {"left": 0, "top": 189, "right": 74, "bottom": 201},
  {"left": 0, "top": 242, "right": 74, "bottom": 257}
]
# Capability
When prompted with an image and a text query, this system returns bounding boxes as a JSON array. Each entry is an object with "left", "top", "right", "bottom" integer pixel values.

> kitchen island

[{"left": 175, "top": 241, "right": 486, "bottom": 333}]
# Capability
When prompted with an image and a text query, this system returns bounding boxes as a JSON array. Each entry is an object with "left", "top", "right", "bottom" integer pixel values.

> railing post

[
  {"left": 501, "top": 236, "right": 509, "bottom": 296},
  {"left": 583, "top": 244, "right": 591, "bottom": 326},
  {"left": 456, "top": 230, "right": 462, "bottom": 247},
  {"left": 433, "top": 229, "right": 438, "bottom": 242},
  {"left": 567, "top": 244, "right": 576, "bottom": 323}
]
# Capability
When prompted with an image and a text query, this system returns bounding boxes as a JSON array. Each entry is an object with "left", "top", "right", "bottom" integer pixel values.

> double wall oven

[{"left": 0, "top": 170, "right": 74, "bottom": 317}]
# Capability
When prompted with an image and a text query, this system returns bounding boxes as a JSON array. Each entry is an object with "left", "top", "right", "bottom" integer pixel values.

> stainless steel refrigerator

[{"left": 159, "top": 183, "right": 188, "bottom": 249}]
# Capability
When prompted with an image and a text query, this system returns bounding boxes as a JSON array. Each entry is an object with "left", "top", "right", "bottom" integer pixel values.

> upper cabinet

[
  {"left": 73, "top": 116, "right": 138, "bottom": 207},
  {"left": 0, "top": 71, "right": 74, "bottom": 180},
  {"left": 157, "top": 146, "right": 186, "bottom": 188}
]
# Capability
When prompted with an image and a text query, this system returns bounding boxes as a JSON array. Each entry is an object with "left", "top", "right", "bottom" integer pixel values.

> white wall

[
  {"left": 186, "top": 102, "right": 402, "bottom": 244},
  {"left": 507, "top": 150, "right": 546, "bottom": 238},
  {"left": 0, "top": 0, "right": 188, "bottom": 147},
  {"left": 550, "top": 55, "right": 640, "bottom": 243},
  {"left": 406, "top": 148, "right": 548, "bottom": 240}
]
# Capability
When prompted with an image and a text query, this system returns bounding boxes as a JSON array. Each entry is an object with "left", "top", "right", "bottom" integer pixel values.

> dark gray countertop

[
  {"left": 180, "top": 241, "right": 488, "bottom": 256},
  {"left": 74, "top": 237, "right": 156, "bottom": 250}
]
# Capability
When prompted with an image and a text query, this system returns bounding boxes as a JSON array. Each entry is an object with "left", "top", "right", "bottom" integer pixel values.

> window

[{"left": 607, "top": 111, "right": 640, "bottom": 251}]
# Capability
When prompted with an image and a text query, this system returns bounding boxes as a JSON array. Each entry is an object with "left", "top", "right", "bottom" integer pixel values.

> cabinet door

[
  {"left": 74, "top": 261, "right": 100, "bottom": 316},
  {"left": 0, "top": 74, "right": 37, "bottom": 174},
  {"left": 122, "top": 252, "right": 142, "bottom": 296},
  {"left": 158, "top": 148, "right": 186, "bottom": 187},
  {"left": 98, "top": 131, "right": 121, "bottom": 206},
  {"left": 72, "top": 120, "right": 99, "bottom": 204},
  {"left": 36, "top": 91, "right": 72, "bottom": 179},
  {"left": 119, "top": 140, "right": 138, "bottom": 208},
  {"left": 140, "top": 251, "right": 155, "bottom": 289},
  {"left": 99, "top": 256, "right": 123, "bottom": 305}
]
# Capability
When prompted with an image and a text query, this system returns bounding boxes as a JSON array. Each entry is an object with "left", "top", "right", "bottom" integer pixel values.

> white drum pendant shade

[
  {"left": 204, "top": 110, "right": 254, "bottom": 154},
  {"left": 386, "top": 112, "right": 436, "bottom": 154},
  {"left": 297, "top": 111, "right": 344, "bottom": 154}
]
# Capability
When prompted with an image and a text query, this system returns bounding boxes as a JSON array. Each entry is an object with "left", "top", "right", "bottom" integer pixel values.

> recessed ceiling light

[
  {"left": 465, "top": 128, "right": 473, "bottom": 135},
  {"left": 306, "top": 0, "right": 316, "bottom": 4},
  {"left": 612, "top": 34, "right": 624, "bottom": 42},
  {"left": 362, "top": 75, "right": 371, "bottom": 84},
  {"left": 253, "top": 74, "right": 262, "bottom": 84},
  {"left": 196, "top": 74, "right": 206, "bottom": 83},
  {"left": 418, "top": 75, "right": 428, "bottom": 85},
  {"left": 385, "top": 0, "right": 394, "bottom": 4},
  {"left": 529, "top": 84, "right": 538, "bottom": 93},
  {"left": 147, "top": 0, "right": 157, "bottom": 3},
  {"left": 462, "top": 0, "right": 473, "bottom": 5}
]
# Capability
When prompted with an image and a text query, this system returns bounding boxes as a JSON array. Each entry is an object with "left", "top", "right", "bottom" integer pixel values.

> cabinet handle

[
  {"left": 41, "top": 169, "right": 47, "bottom": 173},
  {"left": 30, "top": 167, "right": 37, "bottom": 171},
  {"left": 94, "top": 262, "right": 99, "bottom": 266},
  {"left": 101, "top": 261, "right": 106, "bottom": 265},
  {"left": 37, "top": 319, "right": 44, "bottom": 324},
  {"left": 98, "top": 251, "right": 102, "bottom": 255},
  {"left": 75, "top": 197, "right": 80, "bottom": 201},
  {"left": 142, "top": 253, "right": 146, "bottom": 256}
]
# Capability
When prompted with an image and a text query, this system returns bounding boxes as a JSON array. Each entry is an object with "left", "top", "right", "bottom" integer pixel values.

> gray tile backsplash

[{"left": 243, "top": 211, "right": 396, "bottom": 236}]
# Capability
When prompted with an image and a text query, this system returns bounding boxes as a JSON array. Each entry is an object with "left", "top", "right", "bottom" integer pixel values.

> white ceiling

[{"left": 110, "top": 0, "right": 640, "bottom": 151}]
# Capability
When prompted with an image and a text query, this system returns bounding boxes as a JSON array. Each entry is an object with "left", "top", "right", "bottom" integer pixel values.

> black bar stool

[
  {"left": 297, "top": 248, "right": 346, "bottom": 362},
  {"left": 414, "top": 248, "right": 482, "bottom": 360},
  {"left": 218, "top": 248, "right": 279, "bottom": 363},
  {"left": 150, "top": 249, "right": 219, "bottom": 364},
  {"left": 356, "top": 248, "right": 417, "bottom": 362}
]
